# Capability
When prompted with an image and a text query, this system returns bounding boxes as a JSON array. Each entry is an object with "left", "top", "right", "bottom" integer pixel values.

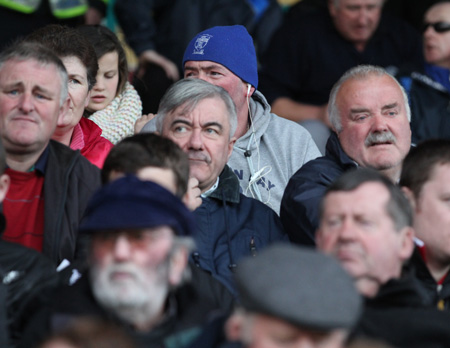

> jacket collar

[
  {"left": 325, "top": 131, "right": 358, "bottom": 168},
  {"left": 208, "top": 165, "right": 240, "bottom": 204}
]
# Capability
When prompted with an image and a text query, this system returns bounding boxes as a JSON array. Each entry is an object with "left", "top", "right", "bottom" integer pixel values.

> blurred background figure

[
  {"left": 114, "top": 0, "right": 283, "bottom": 114},
  {"left": 38, "top": 318, "right": 136, "bottom": 348},
  {"left": 0, "top": 0, "right": 107, "bottom": 51}
]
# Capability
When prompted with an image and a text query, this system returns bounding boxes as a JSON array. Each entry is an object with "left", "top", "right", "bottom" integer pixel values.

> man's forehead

[
  {"left": 0, "top": 58, "right": 59, "bottom": 85},
  {"left": 185, "top": 60, "right": 232, "bottom": 73},
  {"left": 324, "top": 182, "right": 390, "bottom": 212},
  {"left": 168, "top": 97, "right": 228, "bottom": 120},
  {"left": 338, "top": 0, "right": 384, "bottom": 7}
]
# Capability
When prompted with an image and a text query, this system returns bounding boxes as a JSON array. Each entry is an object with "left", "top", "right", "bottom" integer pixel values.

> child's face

[{"left": 87, "top": 51, "right": 120, "bottom": 112}]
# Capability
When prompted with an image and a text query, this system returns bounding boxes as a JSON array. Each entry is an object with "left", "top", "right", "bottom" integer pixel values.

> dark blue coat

[
  {"left": 280, "top": 132, "right": 357, "bottom": 246},
  {"left": 192, "top": 165, "right": 287, "bottom": 296}
]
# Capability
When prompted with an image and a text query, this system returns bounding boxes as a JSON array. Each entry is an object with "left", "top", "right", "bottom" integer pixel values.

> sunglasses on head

[{"left": 423, "top": 21, "right": 450, "bottom": 33}]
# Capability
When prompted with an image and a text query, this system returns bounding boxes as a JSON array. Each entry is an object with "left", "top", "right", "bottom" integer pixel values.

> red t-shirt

[{"left": 3, "top": 168, "right": 45, "bottom": 252}]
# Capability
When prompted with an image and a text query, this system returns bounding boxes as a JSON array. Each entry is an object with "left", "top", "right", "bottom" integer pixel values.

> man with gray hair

[
  {"left": 156, "top": 78, "right": 286, "bottom": 296},
  {"left": 281, "top": 65, "right": 412, "bottom": 246},
  {"left": 0, "top": 40, "right": 101, "bottom": 267}
]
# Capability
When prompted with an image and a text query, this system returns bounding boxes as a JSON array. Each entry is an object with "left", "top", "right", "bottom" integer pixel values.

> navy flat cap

[{"left": 79, "top": 175, "right": 196, "bottom": 236}]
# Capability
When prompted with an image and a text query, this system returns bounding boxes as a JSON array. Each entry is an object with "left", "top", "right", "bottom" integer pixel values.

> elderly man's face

[
  {"left": 329, "top": 0, "right": 383, "bottom": 50},
  {"left": 423, "top": 3, "right": 450, "bottom": 69},
  {"left": 162, "top": 97, "right": 235, "bottom": 193},
  {"left": 336, "top": 74, "right": 411, "bottom": 180},
  {"left": 0, "top": 59, "right": 67, "bottom": 156},
  {"left": 317, "top": 182, "right": 413, "bottom": 297},
  {"left": 90, "top": 227, "right": 175, "bottom": 323}
]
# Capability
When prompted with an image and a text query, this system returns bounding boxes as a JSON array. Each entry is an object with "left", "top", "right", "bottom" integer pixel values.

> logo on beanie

[{"left": 193, "top": 34, "right": 213, "bottom": 55}]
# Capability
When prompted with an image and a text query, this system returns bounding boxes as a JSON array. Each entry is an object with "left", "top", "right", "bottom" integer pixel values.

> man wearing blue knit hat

[{"left": 142, "top": 25, "right": 321, "bottom": 215}]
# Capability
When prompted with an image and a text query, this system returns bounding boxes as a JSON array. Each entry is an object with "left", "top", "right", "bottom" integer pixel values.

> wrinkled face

[
  {"left": 412, "top": 164, "right": 450, "bottom": 267},
  {"left": 317, "top": 183, "right": 413, "bottom": 297},
  {"left": 0, "top": 59, "right": 65, "bottom": 155},
  {"left": 88, "top": 51, "right": 120, "bottom": 112},
  {"left": 57, "top": 56, "right": 90, "bottom": 132},
  {"left": 162, "top": 97, "right": 235, "bottom": 193},
  {"left": 423, "top": 3, "right": 450, "bottom": 68},
  {"left": 329, "top": 0, "right": 383, "bottom": 49},
  {"left": 90, "top": 227, "right": 174, "bottom": 318},
  {"left": 336, "top": 75, "right": 411, "bottom": 179},
  {"left": 184, "top": 60, "right": 248, "bottom": 114},
  {"left": 240, "top": 314, "right": 347, "bottom": 348}
]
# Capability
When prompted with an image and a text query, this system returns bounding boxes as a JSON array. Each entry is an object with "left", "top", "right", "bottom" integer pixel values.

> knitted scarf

[{"left": 87, "top": 81, "right": 142, "bottom": 144}]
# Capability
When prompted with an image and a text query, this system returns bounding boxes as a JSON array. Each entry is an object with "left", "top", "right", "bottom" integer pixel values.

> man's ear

[
  {"left": 399, "top": 226, "right": 415, "bottom": 262},
  {"left": 168, "top": 245, "right": 189, "bottom": 286},
  {"left": 401, "top": 186, "right": 417, "bottom": 211},
  {"left": 0, "top": 173, "right": 10, "bottom": 203},
  {"left": 328, "top": 0, "right": 337, "bottom": 18},
  {"left": 227, "top": 137, "right": 236, "bottom": 160}
]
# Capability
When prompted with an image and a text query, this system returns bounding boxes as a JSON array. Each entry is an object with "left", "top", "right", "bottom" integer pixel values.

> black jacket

[
  {"left": 20, "top": 265, "right": 233, "bottom": 348},
  {"left": 353, "top": 274, "right": 450, "bottom": 347},
  {"left": 410, "top": 247, "right": 450, "bottom": 311},
  {"left": 398, "top": 71, "right": 450, "bottom": 144},
  {"left": 280, "top": 132, "right": 357, "bottom": 246},
  {"left": 42, "top": 140, "right": 101, "bottom": 266},
  {"left": 0, "top": 212, "right": 58, "bottom": 348}
]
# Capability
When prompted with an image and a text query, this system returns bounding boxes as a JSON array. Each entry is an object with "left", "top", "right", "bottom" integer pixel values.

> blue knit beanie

[{"left": 182, "top": 25, "right": 258, "bottom": 88}]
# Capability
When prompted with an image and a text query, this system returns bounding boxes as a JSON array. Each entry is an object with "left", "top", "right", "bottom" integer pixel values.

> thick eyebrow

[
  {"left": 349, "top": 107, "right": 371, "bottom": 115},
  {"left": 381, "top": 102, "right": 398, "bottom": 111},
  {"left": 34, "top": 85, "right": 55, "bottom": 97},
  {"left": 170, "top": 119, "right": 192, "bottom": 127},
  {"left": 1, "top": 81, "right": 23, "bottom": 90},
  {"left": 185, "top": 64, "right": 226, "bottom": 72},
  {"left": 202, "top": 121, "right": 223, "bottom": 131}
]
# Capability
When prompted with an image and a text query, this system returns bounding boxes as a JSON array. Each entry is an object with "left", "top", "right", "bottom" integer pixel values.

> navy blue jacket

[
  {"left": 280, "top": 132, "right": 357, "bottom": 246},
  {"left": 192, "top": 165, "right": 287, "bottom": 296}
]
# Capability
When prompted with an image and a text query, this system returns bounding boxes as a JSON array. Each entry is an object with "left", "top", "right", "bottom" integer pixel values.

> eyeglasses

[{"left": 423, "top": 21, "right": 450, "bottom": 33}]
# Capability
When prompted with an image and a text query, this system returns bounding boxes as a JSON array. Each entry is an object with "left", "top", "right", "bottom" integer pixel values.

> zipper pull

[{"left": 250, "top": 237, "right": 256, "bottom": 257}]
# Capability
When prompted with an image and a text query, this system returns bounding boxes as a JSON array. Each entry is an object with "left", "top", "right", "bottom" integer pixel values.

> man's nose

[
  {"left": 187, "top": 128, "right": 204, "bottom": 150},
  {"left": 19, "top": 93, "right": 34, "bottom": 113},
  {"left": 371, "top": 114, "right": 389, "bottom": 133},
  {"left": 112, "top": 235, "right": 132, "bottom": 261}
]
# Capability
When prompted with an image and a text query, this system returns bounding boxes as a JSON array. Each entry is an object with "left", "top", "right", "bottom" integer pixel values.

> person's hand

[
  {"left": 84, "top": 7, "right": 103, "bottom": 25},
  {"left": 135, "top": 113, "right": 157, "bottom": 134},
  {"left": 138, "top": 50, "right": 180, "bottom": 81},
  {"left": 183, "top": 177, "right": 202, "bottom": 211}
]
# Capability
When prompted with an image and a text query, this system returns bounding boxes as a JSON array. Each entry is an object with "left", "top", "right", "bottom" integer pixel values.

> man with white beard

[{"left": 20, "top": 175, "right": 227, "bottom": 348}]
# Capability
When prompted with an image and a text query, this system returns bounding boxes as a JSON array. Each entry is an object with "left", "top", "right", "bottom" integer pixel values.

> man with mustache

[
  {"left": 316, "top": 168, "right": 450, "bottom": 348},
  {"left": 157, "top": 78, "right": 287, "bottom": 296},
  {"left": 281, "top": 65, "right": 412, "bottom": 246}
]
